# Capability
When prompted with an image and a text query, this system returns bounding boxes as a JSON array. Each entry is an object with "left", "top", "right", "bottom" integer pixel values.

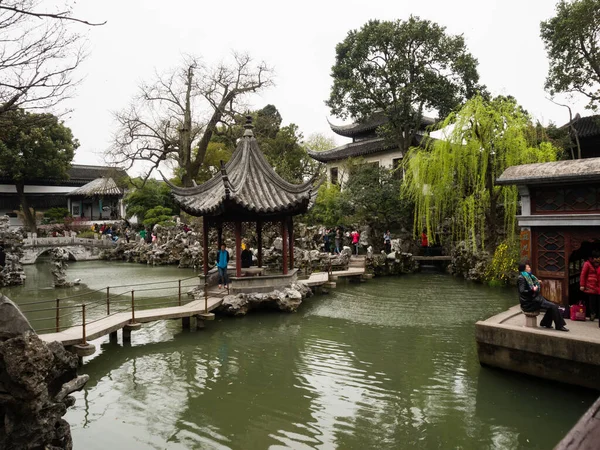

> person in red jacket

[{"left": 579, "top": 251, "right": 600, "bottom": 321}]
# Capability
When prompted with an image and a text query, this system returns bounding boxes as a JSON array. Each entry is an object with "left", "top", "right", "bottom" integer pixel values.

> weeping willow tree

[{"left": 403, "top": 95, "right": 559, "bottom": 251}]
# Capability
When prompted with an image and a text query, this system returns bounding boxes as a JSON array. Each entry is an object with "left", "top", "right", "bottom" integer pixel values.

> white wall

[{"left": 325, "top": 149, "right": 404, "bottom": 186}]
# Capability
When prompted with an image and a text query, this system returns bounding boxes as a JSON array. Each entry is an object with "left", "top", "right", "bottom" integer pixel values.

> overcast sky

[{"left": 64, "top": 0, "right": 586, "bottom": 172}]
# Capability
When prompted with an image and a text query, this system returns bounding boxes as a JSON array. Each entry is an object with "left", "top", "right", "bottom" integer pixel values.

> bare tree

[
  {"left": 109, "top": 53, "right": 273, "bottom": 187},
  {"left": 0, "top": 1, "right": 92, "bottom": 114}
]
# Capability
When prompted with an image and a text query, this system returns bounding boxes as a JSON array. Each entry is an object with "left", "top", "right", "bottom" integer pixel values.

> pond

[{"left": 3, "top": 262, "right": 596, "bottom": 449}]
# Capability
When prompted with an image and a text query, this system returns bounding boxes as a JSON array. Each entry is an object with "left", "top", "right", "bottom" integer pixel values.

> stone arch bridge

[{"left": 21, "top": 234, "right": 115, "bottom": 264}]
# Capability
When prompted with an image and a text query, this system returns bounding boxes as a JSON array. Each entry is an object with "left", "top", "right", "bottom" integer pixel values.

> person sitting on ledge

[
  {"left": 518, "top": 262, "right": 568, "bottom": 332},
  {"left": 241, "top": 247, "right": 253, "bottom": 268}
]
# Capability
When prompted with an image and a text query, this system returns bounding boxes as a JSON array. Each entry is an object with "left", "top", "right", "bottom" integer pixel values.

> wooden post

[
  {"left": 204, "top": 280, "right": 208, "bottom": 313},
  {"left": 257, "top": 220, "right": 263, "bottom": 268},
  {"left": 235, "top": 221, "right": 242, "bottom": 277},
  {"left": 131, "top": 290, "right": 135, "bottom": 323},
  {"left": 281, "top": 219, "right": 288, "bottom": 275},
  {"left": 106, "top": 287, "right": 110, "bottom": 315},
  {"left": 81, "top": 304, "right": 87, "bottom": 345},
  {"left": 288, "top": 216, "right": 294, "bottom": 270},
  {"left": 55, "top": 298, "right": 60, "bottom": 332},
  {"left": 178, "top": 279, "right": 182, "bottom": 306},
  {"left": 202, "top": 216, "right": 209, "bottom": 276}
]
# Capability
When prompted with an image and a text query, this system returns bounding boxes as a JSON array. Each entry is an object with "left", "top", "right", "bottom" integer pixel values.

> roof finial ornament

[{"left": 243, "top": 113, "right": 254, "bottom": 138}]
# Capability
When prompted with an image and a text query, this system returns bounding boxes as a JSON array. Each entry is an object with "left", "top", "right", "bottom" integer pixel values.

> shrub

[
  {"left": 43, "top": 207, "right": 71, "bottom": 224},
  {"left": 485, "top": 238, "right": 520, "bottom": 285}
]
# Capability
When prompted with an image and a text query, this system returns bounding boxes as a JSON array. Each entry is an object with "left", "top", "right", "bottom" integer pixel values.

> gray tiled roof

[
  {"left": 308, "top": 133, "right": 428, "bottom": 163},
  {"left": 329, "top": 113, "right": 436, "bottom": 137},
  {"left": 572, "top": 115, "right": 600, "bottom": 138},
  {"left": 166, "top": 126, "right": 316, "bottom": 217},
  {"left": 67, "top": 177, "right": 123, "bottom": 197},
  {"left": 496, "top": 157, "right": 600, "bottom": 185}
]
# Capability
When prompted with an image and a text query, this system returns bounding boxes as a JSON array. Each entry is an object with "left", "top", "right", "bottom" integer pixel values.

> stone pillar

[
  {"left": 203, "top": 216, "right": 209, "bottom": 275},
  {"left": 281, "top": 219, "right": 288, "bottom": 275},
  {"left": 288, "top": 216, "right": 294, "bottom": 270},
  {"left": 257, "top": 220, "right": 263, "bottom": 268},
  {"left": 235, "top": 221, "right": 242, "bottom": 277}
]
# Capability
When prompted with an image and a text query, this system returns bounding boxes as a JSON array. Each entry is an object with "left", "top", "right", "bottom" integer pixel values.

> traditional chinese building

[
  {"left": 497, "top": 158, "right": 600, "bottom": 305},
  {"left": 0, "top": 165, "right": 127, "bottom": 226},
  {"left": 66, "top": 177, "right": 125, "bottom": 221},
  {"left": 165, "top": 117, "right": 318, "bottom": 293},
  {"left": 308, "top": 112, "right": 435, "bottom": 185}
]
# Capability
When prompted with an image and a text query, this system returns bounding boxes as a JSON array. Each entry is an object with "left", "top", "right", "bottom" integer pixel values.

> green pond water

[{"left": 3, "top": 261, "right": 597, "bottom": 449}]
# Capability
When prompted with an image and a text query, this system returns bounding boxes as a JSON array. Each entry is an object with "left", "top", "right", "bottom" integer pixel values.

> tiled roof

[
  {"left": 562, "top": 114, "right": 600, "bottom": 138},
  {"left": 496, "top": 157, "right": 600, "bottom": 185},
  {"left": 166, "top": 120, "right": 317, "bottom": 217},
  {"left": 67, "top": 177, "right": 123, "bottom": 197},
  {"left": 0, "top": 164, "right": 128, "bottom": 186},
  {"left": 329, "top": 113, "right": 436, "bottom": 138},
  {"left": 308, "top": 133, "right": 428, "bottom": 163}
]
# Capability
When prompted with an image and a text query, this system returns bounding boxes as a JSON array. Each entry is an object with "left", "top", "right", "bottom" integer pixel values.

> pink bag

[{"left": 570, "top": 303, "right": 586, "bottom": 321}]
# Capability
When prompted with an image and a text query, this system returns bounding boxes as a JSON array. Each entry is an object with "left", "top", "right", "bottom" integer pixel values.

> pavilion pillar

[
  {"left": 202, "top": 216, "right": 209, "bottom": 275},
  {"left": 256, "top": 220, "right": 263, "bottom": 268},
  {"left": 235, "top": 221, "right": 242, "bottom": 277},
  {"left": 80, "top": 200, "right": 83, "bottom": 219},
  {"left": 281, "top": 219, "right": 288, "bottom": 275},
  {"left": 288, "top": 216, "right": 294, "bottom": 270},
  {"left": 99, "top": 198, "right": 103, "bottom": 220}
]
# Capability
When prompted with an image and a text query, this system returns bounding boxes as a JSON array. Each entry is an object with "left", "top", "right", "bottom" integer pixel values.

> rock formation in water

[
  {"left": 0, "top": 215, "right": 26, "bottom": 287},
  {"left": 217, "top": 282, "right": 313, "bottom": 316},
  {"left": 50, "top": 248, "right": 81, "bottom": 288},
  {"left": 366, "top": 251, "right": 419, "bottom": 276},
  {"left": 0, "top": 294, "right": 88, "bottom": 449}
]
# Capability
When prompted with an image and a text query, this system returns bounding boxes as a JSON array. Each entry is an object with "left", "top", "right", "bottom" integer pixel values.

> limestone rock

[
  {"left": 217, "top": 282, "right": 312, "bottom": 316},
  {"left": 0, "top": 297, "right": 88, "bottom": 450},
  {"left": 0, "top": 215, "right": 26, "bottom": 287},
  {"left": 0, "top": 295, "right": 33, "bottom": 338}
]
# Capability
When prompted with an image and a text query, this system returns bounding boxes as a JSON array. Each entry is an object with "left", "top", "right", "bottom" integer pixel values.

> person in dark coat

[{"left": 518, "top": 262, "right": 568, "bottom": 331}]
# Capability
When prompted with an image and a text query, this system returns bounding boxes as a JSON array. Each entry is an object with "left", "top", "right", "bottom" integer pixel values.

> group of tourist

[
  {"left": 91, "top": 223, "right": 122, "bottom": 242},
  {"left": 322, "top": 228, "right": 361, "bottom": 255}
]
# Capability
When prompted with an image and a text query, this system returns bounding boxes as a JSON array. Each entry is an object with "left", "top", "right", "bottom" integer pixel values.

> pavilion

[{"left": 165, "top": 117, "right": 318, "bottom": 292}]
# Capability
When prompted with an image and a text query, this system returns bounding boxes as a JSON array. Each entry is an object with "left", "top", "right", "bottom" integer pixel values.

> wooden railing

[{"left": 18, "top": 275, "right": 207, "bottom": 344}]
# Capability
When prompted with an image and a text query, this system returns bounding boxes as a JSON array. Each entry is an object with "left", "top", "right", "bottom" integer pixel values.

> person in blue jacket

[{"left": 217, "top": 244, "right": 230, "bottom": 289}]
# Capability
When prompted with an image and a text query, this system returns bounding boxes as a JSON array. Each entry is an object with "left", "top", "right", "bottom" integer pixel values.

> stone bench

[{"left": 523, "top": 310, "right": 540, "bottom": 328}]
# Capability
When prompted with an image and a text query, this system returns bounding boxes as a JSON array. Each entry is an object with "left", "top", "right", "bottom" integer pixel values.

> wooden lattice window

[
  {"left": 537, "top": 231, "right": 565, "bottom": 272},
  {"left": 534, "top": 185, "right": 600, "bottom": 213}
]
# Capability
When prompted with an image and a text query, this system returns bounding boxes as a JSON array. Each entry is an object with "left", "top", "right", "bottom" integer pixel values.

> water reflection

[{"left": 16, "top": 266, "right": 588, "bottom": 450}]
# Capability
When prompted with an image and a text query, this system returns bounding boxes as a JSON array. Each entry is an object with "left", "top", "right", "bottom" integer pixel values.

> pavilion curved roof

[{"left": 165, "top": 120, "right": 318, "bottom": 218}]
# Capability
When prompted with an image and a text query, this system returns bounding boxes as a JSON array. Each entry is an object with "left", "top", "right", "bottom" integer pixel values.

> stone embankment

[{"left": 0, "top": 295, "right": 88, "bottom": 449}]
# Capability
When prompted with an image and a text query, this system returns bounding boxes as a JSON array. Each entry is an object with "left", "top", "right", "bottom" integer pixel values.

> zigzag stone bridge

[{"left": 21, "top": 233, "right": 115, "bottom": 264}]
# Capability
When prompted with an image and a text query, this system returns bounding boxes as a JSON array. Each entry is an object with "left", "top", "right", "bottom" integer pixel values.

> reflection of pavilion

[
  {"left": 497, "top": 158, "right": 600, "bottom": 306},
  {"left": 165, "top": 116, "right": 318, "bottom": 292}
]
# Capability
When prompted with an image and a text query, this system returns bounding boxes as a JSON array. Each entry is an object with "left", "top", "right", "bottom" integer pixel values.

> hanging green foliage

[{"left": 403, "top": 95, "right": 559, "bottom": 251}]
